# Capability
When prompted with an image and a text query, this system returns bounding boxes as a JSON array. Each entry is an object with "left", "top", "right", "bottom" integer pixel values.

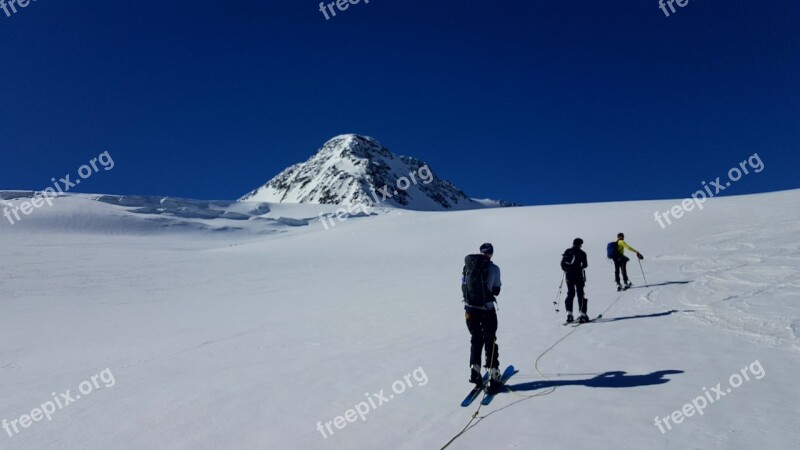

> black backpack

[
  {"left": 561, "top": 248, "right": 579, "bottom": 272},
  {"left": 462, "top": 254, "right": 493, "bottom": 307}
]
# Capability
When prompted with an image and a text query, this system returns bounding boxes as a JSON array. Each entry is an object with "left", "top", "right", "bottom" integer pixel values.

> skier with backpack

[
  {"left": 607, "top": 232, "right": 644, "bottom": 291},
  {"left": 462, "top": 243, "right": 504, "bottom": 394},
  {"left": 561, "top": 238, "right": 590, "bottom": 323}
]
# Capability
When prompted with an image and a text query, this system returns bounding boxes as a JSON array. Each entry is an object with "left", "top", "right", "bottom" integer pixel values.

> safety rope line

[
  {"left": 439, "top": 336, "right": 498, "bottom": 450},
  {"left": 440, "top": 289, "right": 631, "bottom": 449},
  {"left": 506, "top": 289, "right": 629, "bottom": 400}
]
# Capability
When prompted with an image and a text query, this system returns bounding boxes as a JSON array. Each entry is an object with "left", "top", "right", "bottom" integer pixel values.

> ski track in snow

[{"left": 654, "top": 220, "right": 800, "bottom": 351}]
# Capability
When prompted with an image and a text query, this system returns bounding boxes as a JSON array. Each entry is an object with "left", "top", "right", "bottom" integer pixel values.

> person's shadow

[
  {"left": 628, "top": 280, "right": 693, "bottom": 289},
  {"left": 593, "top": 309, "right": 694, "bottom": 323},
  {"left": 508, "top": 369, "right": 684, "bottom": 392}
]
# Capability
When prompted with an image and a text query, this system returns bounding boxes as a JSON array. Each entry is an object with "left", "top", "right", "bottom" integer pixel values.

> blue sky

[{"left": 1, "top": 0, "right": 798, "bottom": 205}]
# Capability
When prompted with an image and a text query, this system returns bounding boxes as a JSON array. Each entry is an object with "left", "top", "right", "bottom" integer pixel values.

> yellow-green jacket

[{"left": 617, "top": 240, "right": 638, "bottom": 255}]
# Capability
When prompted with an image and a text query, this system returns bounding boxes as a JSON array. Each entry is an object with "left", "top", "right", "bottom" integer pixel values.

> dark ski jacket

[{"left": 561, "top": 246, "right": 588, "bottom": 277}]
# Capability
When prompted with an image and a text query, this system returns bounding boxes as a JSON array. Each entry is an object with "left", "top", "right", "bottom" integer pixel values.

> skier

[
  {"left": 561, "top": 238, "right": 589, "bottom": 323},
  {"left": 462, "top": 243, "right": 503, "bottom": 394},
  {"left": 611, "top": 232, "right": 644, "bottom": 291}
]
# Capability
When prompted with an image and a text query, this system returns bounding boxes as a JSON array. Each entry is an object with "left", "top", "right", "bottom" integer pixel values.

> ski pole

[
  {"left": 637, "top": 258, "right": 648, "bottom": 287},
  {"left": 553, "top": 273, "right": 564, "bottom": 313}
]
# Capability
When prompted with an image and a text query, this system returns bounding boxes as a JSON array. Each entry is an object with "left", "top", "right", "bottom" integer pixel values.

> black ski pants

[
  {"left": 465, "top": 308, "right": 499, "bottom": 369},
  {"left": 614, "top": 255, "right": 630, "bottom": 284},
  {"left": 565, "top": 280, "right": 587, "bottom": 314}
]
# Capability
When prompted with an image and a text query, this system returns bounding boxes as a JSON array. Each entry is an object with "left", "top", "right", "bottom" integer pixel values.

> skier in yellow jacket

[{"left": 613, "top": 233, "right": 644, "bottom": 291}]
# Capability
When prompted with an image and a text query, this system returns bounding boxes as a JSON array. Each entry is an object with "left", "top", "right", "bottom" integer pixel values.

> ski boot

[
  {"left": 469, "top": 364, "right": 482, "bottom": 385},
  {"left": 487, "top": 367, "right": 504, "bottom": 395}
]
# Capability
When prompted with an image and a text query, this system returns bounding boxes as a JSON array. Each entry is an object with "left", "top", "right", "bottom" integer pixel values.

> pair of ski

[
  {"left": 460, "top": 365, "right": 517, "bottom": 407},
  {"left": 563, "top": 314, "right": 603, "bottom": 327}
]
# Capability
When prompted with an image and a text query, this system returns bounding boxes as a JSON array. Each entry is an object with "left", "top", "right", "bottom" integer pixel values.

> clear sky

[{"left": 1, "top": 0, "right": 798, "bottom": 205}]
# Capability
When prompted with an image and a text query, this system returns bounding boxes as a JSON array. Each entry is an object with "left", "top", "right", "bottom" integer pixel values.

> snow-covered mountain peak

[
  {"left": 316, "top": 134, "right": 391, "bottom": 161},
  {"left": 239, "top": 134, "right": 494, "bottom": 211}
]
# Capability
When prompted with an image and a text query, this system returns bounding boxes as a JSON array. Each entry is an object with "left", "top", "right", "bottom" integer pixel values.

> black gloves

[
  {"left": 492, "top": 286, "right": 501, "bottom": 296},
  {"left": 637, "top": 253, "right": 644, "bottom": 260}
]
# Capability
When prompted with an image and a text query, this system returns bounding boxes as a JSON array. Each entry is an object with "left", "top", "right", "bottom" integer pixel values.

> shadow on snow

[
  {"left": 593, "top": 309, "right": 695, "bottom": 323},
  {"left": 628, "top": 280, "right": 693, "bottom": 289},
  {"left": 507, "top": 369, "right": 684, "bottom": 393}
]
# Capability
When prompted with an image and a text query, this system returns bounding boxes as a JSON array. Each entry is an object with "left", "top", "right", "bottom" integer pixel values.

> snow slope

[{"left": 1, "top": 189, "right": 798, "bottom": 449}]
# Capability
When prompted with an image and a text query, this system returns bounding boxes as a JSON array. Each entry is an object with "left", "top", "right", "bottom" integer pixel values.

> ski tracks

[{"left": 665, "top": 232, "right": 800, "bottom": 351}]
